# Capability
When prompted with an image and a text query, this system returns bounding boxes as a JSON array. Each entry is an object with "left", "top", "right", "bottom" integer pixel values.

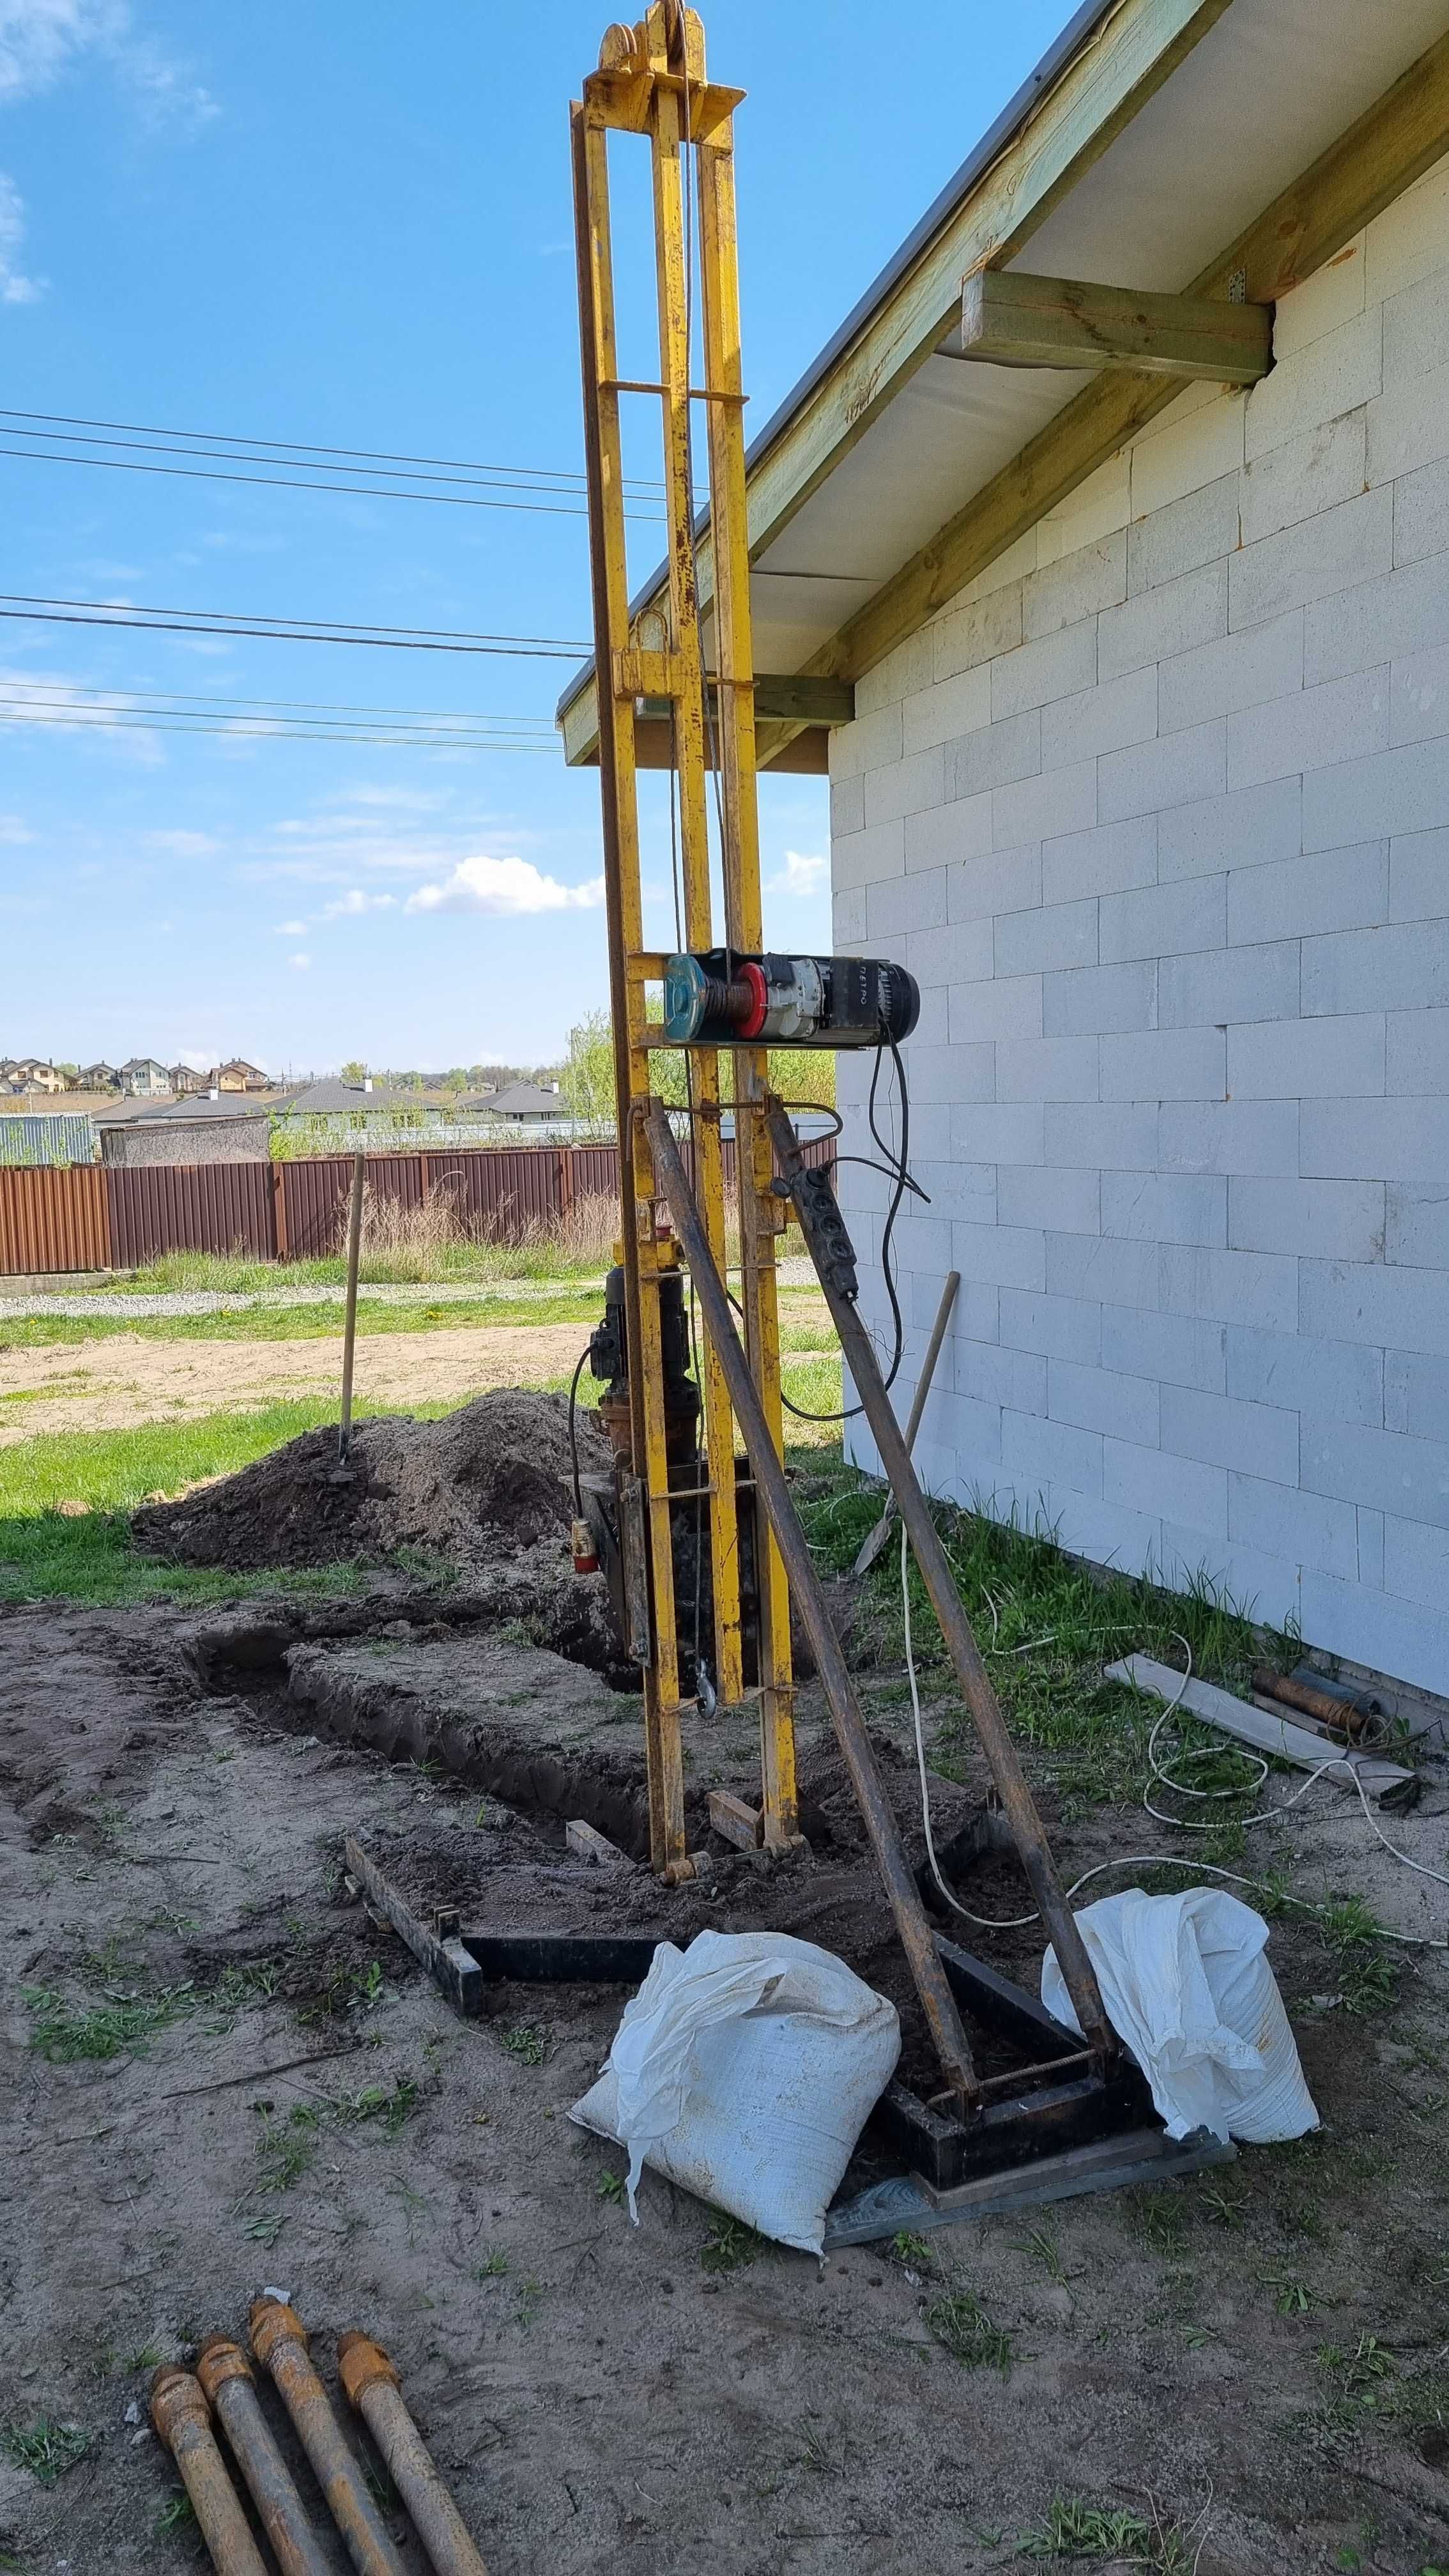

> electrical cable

[
  {"left": 567, "top": 1344, "right": 591, "bottom": 1516},
  {"left": 778, "top": 1032, "right": 921, "bottom": 1424},
  {"left": 0, "top": 437, "right": 670, "bottom": 521},
  {"left": 0, "top": 592, "right": 592, "bottom": 657},
  {"left": 0, "top": 705, "right": 555, "bottom": 750}
]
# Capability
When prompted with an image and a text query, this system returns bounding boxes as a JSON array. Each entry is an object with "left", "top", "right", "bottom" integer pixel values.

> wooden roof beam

[{"left": 959, "top": 268, "right": 1273, "bottom": 383}]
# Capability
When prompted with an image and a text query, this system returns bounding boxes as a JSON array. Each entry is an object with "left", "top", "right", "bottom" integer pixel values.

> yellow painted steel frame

[{"left": 574, "top": 2, "right": 798, "bottom": 1878}]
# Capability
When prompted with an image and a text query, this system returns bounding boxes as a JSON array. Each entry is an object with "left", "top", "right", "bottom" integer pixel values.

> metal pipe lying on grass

[
  {"left": 249, "top": 2297, "right": 406, "bottom": 2576},
  {"left": 196, "top": 2335, "right": 333, "bottom": 2576},
  {"left": 150, "top": 2368, "right": 270, "bottom": 2576},
  {"left": 338, "top": 2332, "right": 489, "bottom": 2576}
]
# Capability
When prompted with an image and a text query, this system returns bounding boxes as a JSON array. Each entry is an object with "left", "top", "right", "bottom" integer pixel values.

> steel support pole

[
  {"left": 643, "top": 1101, "right": 980, "bottom": 2106},
  {"left": 767, "top": 1106, "right": 1117, "bottom": 2065},
  {"left": 854, "top": 1269, "right": 960, "bottom": 1575},
  {"left": 338, "top": 1145, "right": 365, "bottom": 1465}
]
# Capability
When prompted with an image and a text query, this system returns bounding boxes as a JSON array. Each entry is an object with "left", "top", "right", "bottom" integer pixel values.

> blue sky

[{"left": 0, "top": 0, "right": 1073, "bottom": 1075}]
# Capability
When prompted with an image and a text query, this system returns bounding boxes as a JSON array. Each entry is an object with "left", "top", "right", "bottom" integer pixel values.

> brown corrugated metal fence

[{"left": 0, "top": 1135, "right": 836, "bottom": 1274}]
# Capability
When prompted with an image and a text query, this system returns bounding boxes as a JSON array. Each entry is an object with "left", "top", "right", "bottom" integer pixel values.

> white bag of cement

[
  {"left": 1041, "top": 1887, "right": 1318, "bottom": 2145},
  {"left": 569, "top": 1928, "right": 900, "bottom": 2255}
]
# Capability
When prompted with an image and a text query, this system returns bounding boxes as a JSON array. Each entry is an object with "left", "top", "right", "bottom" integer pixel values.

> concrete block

[
  {"left": 1040, "top": 1485, "right": 1162, "bottom": 1579},
  {"left": 1041, "top": 814, "right": 1158, "bottom": 907},
  {"left": 831, "top": 701, "right": 903, "bottom": 782},
  {"left": 1021, "top": 532, "right": 1126, "bottom": 641},
  {"left": 834, "top": 816, "right": 905, "bottom": 893},
  {"left": 831, "top": 774, "right": 864, "bottom": 838},
  {"left": 993, "top": 760, "right": 1098, "bottom": 850},
  {"left": 1101, "top": 874, "right": 1226, "bottom": 965},
  {"left": 1050, "top": 1356, "right": 1160, "bottom": 1446},
  {"left": 949, "top": 840, "right": 1041, "bottom": 921},
  {"left": 1228, "top": 1013, "right": 1385, "bottom": 1098},
  {"left": 1239, "top": 410, "right": 1368, "bottom": 547},
  {"left": 1158, "top": 610, "right": 1304, "bottom": 737},
  {"left": 1302, "top": 1413, "right": 1449, "bottom": 1529},
  {"left": 933, "top": 582, "right": 1023, "bottom": 680},
  {"left": 865, "top": 867, "right": 947, "bottom": 940},
  {"left": 1227, "top": 1322, "right": 1382, "bottom": 1427},
  {"left": 948, "top": 707, "right": 1039, "bottom": 801},
  {"left": 1105, "top": 1437, "right": 1227, "bottom": 1537},
  {"left": 1101, "top": 1027, "right": 1227, "bottom": 1102},
  {"left": 999, "top": 1288, "right": 1102, "bottom": 1365},
  {"left": 949, "top": 973, "right": 1043, "bottom": 1043},
  {"left": 1160, "top": 777, "right": 1301, "bottom": 884},
  {"left": 1299, "top": 1568, "right": 1448, "bottom": 1696},
  {"left": 1229, "top": 843, "right": 1388, "bottom": 944},
  {"left": 1161, "top": 1243, "right": 1299, "bottom": 1333},
  {"left": 1046, "top": 1102, "right": 1160, "bottom": 1170},
  {"left": 994, "top": 898, "right": 1099, "bottom": 979},
  {"left": 1041, "top": 664, "right": 1158, "bottom": 772},
  {"left": 1392, "top": 452, "right": 1449, "bottom": 566},
  {"left": 1383, "top": 1512, "right": 1449, "bottom": 1611},
  {"left": 1385, "top": 1346, "right": 1449, "bottom": 1443},
  {"left": 905, "top": 795, "right": 993, "bottom": 875},
  {"left": 1044, "top": 959, "right": 1158, "bottom": 1037},
  {"left": 1102, "top": 1170, "right": 1226, "bottom": 1246},
  {"left": 1391, "top": 636, "right": 1449, "bottom": 750},
  {"left": 1302, "top": 1256, "right": 1449, "bottom": 1358},
  {"left": 1360, "top": 1508, "right": 1385, "bottom": 1588},
  {"left": 864, "top": 744, "right": 946, "bottom": 829},
  {"left": 1103, "top": 1304, "right": 1226, "bottom": 1393},
  {"left": 906, "top": 914, "right": 993, "bottom": 986},
  {"left": 1098, "top": 560, "right": 1227, "bottom": 684},
  {"left": 1228, "top": 1176, "right": 1386, "bottom": 1262},
  {"left": 956, "top": 1338, "right": 1048, "bottom": 1416},
  {"left": 1387, "top": 1184, "right": 1449, "bottom": 1269},
  {"left": 1046, "top": 1230, "right": 1159, "bottom": 1311},
  {"left": 1301, "top": 919, "right": 1449, "bottom": 1015},
  {"left": 912, "top": 1157, "right": 995, "bottom": 1225},
  {"left": 951, "top": 1220, "right": 1047, "bottom": 1291},
  {"left": 1159, "top": 1100, "right": 1299, "bottom": 1177},
  {"left": 1162, "top": 1384, "right": 1299, "bottom": 1485},
  {"left": 1365, "top": 160, "right": 1449, "bottom": 306},
  {"left": 901, "top": 663, "right": 992, "bottom": 756},
  {"left": 1307, "top": 552, "right": 1449, "bottom": 686},
  {"left": 1228, "top": 668, "right": 1390, "bottom": 793},
  {"left": 995, "top": 1032, "right": 1101, "bottom": 1104},
  {"left": 1227, "top": 1473, "right": 1358, "bottom": 1581},
  {"left": 1158, "top": 1525, "right": 1301, "bottom": 1630},
  {"left": 1272, "top": 236, "right": 1365, "bottom": 358},
  {"left": 833, "top": 885, "right": 867, "bottom": 945},
  {"left": 1301, "top": 1098, "right": 1446, "bottom": 1184},
  {"left": 1367, "top": 353, "right": 1449, "bottom": 486},
  {"left": 1002, "top": 1407, "right": 1105, "bottom": 1499},
  {"left": 1130, "top": 383, "right": 1245, "bottom": 516},
  {"left": 892, "top": 1213, "right": 954, "bottom": 1273},
  {"left": 903, "top": 1041, "right": 995, "bottom": 1105},
  {"left": 937, "top": 1391, "right": 1004, "bottom": 1473},
  {"left": 1243, "top": 304, "right": 1381, "bottom": 463},
  {"left": 1390, "top": 825, "right": 1449, "bottom": 921},
  {"left": 1100, "top": 719, "right": 1226, "bottom": 825},
  {"left": 1043, "top": 449, "right": 1131, "bottom": 555},
  {"left": 1386, "top": 1005, "right": 1449, "bottom": 1094},
  {"left": 989, "top": 620, "right": 1096, "bottom": 723},
  {"left": 1158, "top": 941, "right": 1299, "bottom": 1029},
  {"left": 914, "top": 1268, "right": 998, "bottom": 1344},
  {"left": 908, "top": 985, "right": 949, "bottom": 1046},
  {"left": 1128, "top": 470, "right": 1241, "bottom": 594},
  {"left": 997, "top": 1163, "right": 1101, "bottom": 1234},
  {"left": 1230, "top": 487, "right": 1393, "bottom": 629},
  {"left": 952, "top": 1101, "right": 1044, "bottom": 1165},
  {"left": 853, "top": 631, "right": 931, "bottom": 717},
  {"left": 1303, "top": 730, "right": 1449, "bottom": 856}
]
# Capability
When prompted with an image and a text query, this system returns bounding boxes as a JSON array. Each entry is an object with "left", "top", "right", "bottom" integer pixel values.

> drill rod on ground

[
  {"left": 766, "top": 1104, "right": 1117, "bottom": 2066},
  {"left": 150, "top": 2370, "right": 271, "bottom": 2576},
  {"left": 249, "top": 2299, "right": 406, "bottom": 2576},
  {"left": 338, "top": 2333, "right": 489, "bottom": 2576},
  {"left": 197, "top": 2336, "right": 333, "bottom": 2576},
  {"left": 642, "top": 1101, "right": 981, "bottom": 2108}
]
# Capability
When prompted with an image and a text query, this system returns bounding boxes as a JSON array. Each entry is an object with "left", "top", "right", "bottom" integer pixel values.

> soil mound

[{"left": 132, "top": 1388, "right": 613, "bottom": 1573}]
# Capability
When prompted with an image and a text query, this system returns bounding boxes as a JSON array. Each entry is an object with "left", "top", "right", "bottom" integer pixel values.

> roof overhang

[{"left": 559, "top": 0, "right": 1449, "bottom": 769}]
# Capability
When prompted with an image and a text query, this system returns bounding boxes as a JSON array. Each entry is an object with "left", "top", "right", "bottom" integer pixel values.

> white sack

[
  {"left": 569, "top": 1928, "right": 900, "bottom": 2255},
  {"left": 1041, "top": 1887, "right": 1318, "bottom": 2145}
]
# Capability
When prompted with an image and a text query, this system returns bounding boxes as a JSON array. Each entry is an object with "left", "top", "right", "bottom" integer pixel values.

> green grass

[
  {"left": 700, "top": 2213, "right": 766, "bottom": 2274},
  {"left": 923, "top": 2287, "right": 1017, "bottom": 2375},
  {"left": 3, "top": 2418, "right": 91, "bottom": 2483},
  {"left": 24, "top": 1983, "right": 191, "bottom": 2062},
  {"left": 0, "top": 1291, "right": 606, "bottom": 1350},
  {"left": 1016, "top": 2494, "right": 1200, "bottom": 2569}
]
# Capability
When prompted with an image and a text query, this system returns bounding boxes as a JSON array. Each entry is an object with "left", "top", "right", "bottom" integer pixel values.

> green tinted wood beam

[{"left": 960, "top": 268, "right": 1273, "bottom": 382}]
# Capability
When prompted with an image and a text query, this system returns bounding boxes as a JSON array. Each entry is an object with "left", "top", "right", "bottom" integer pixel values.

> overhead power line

[
  {"left": 0, "top": 676, "right": 560, "bottom": 752},
  {"left": 0, "top": 592, "right": 592, "bottom": 658},
  {"left": 0, "top": 702, "right": 555, "bottom": 751}
]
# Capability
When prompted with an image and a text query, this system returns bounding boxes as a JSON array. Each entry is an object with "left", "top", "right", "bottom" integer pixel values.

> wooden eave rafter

[{"left": 956, "top": 268, "right": 1274, "bottom": 381}]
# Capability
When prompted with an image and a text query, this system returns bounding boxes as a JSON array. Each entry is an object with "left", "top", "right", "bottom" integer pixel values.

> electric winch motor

[{"left": 661, "top": 949, "right": 919, "bottom": 1050}]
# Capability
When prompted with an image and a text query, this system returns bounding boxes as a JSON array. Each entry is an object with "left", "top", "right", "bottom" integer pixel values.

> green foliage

[
  {"left": 156, "top": 2491, "right": 197, "bottom": 2534},
  {"left": 1015, "top": 2494, "right": 1199, "bottom": 2568},
  {"left": 923, "top": 2288, "right": 1016, "bottom": 2375},
  {"left": 24, "top": 1983, "right": 188, "bottom": 2062},
  {"left": 498, "top": 2020, "right": 549, "bottom": 2066},
  {"left": 4, "top": 2419, "right": 91, "bottom": 2484},
  {"left": 700, "top": 2214, "right": 765, "bottom": 2274}
]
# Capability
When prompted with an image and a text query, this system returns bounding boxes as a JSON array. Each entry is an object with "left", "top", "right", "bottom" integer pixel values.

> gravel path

[{"left": 0, "top": 1257, "right": 817, "bottom": 1320}]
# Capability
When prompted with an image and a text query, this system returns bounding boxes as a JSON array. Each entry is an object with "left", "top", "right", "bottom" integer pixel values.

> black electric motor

[{"left": 661, "top": 949, "right": 919, "bottom": 1050}]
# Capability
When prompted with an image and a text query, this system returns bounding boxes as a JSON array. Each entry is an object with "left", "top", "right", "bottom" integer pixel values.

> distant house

[
  {"left": 80, "top": 1061, "right": 120, "bottom": 1091},
  {"left": 486, "top": 1081, "right": 564, "bottom": 1122},
  {"left": 169, "top": 1063, "right": 210, "bottom": 1097},
  {"left": 8, "top": 1058, "right": 70, "bottom": 1094},
  {"left": 119, "top": 1057, "right": 173, "bottom": 1098},
  {"left": 212, "top": 1059, "right": 270, "bottom": 1093}
]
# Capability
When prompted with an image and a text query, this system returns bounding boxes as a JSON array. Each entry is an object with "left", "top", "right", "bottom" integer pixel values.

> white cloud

[
  {"left": 0, "top": 812, "right": 34, "bottom": 843},
  {"left": 768, "top": 849, "right": 829, "bottom": 900},
  {"left": 288, "top": 952, "right": 310, "bottom": 971},
  {"left": 323, "top": 888, "right": 396, "bottom": 918},
  {"left": 145, "top": 828, "right": 217, "bottom": 857},
  {"left": 0, "top": 172, "right": 40, "bottom": 302},
  {"left": 0, "top": 0, "right": 122, "bottom": 101},
  {"left": 405, "top": 855, "right": 605, "bottom": 917},
  {"left": 273, "top": 918, "right": 308, "bottom": 936}
]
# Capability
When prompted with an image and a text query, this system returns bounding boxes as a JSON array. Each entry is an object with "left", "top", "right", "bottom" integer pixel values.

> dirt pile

[{"left": 132, "top": 1388, "right": 614, "bottom": 1573}]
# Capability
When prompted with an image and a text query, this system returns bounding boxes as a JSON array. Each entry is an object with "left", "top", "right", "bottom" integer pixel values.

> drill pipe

[
  {"left": 249, "top": 2299, "right": 406, "bottom": 2576},
  {"left": 150, "top": 2369, "right": 270, "bottom": 2576},
  {"left": 196, "top": 2335, "right": 332, "bottom": 2576},
  {"left": 338, "top": 2333, "right": 488, "bottom": 2576}
]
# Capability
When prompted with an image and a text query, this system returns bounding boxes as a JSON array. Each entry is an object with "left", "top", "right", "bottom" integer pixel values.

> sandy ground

[
  {"left": 3, "top": 1593, "right": 1448, "bottom": 2575},
  {"left": 0, "top": 1323, "right": 594, "bottom": 1440}
]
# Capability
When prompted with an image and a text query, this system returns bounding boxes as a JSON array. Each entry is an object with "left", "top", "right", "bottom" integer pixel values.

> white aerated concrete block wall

[{"left": 831, "top": 158, "right": 1449, "bottom": 1695}]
